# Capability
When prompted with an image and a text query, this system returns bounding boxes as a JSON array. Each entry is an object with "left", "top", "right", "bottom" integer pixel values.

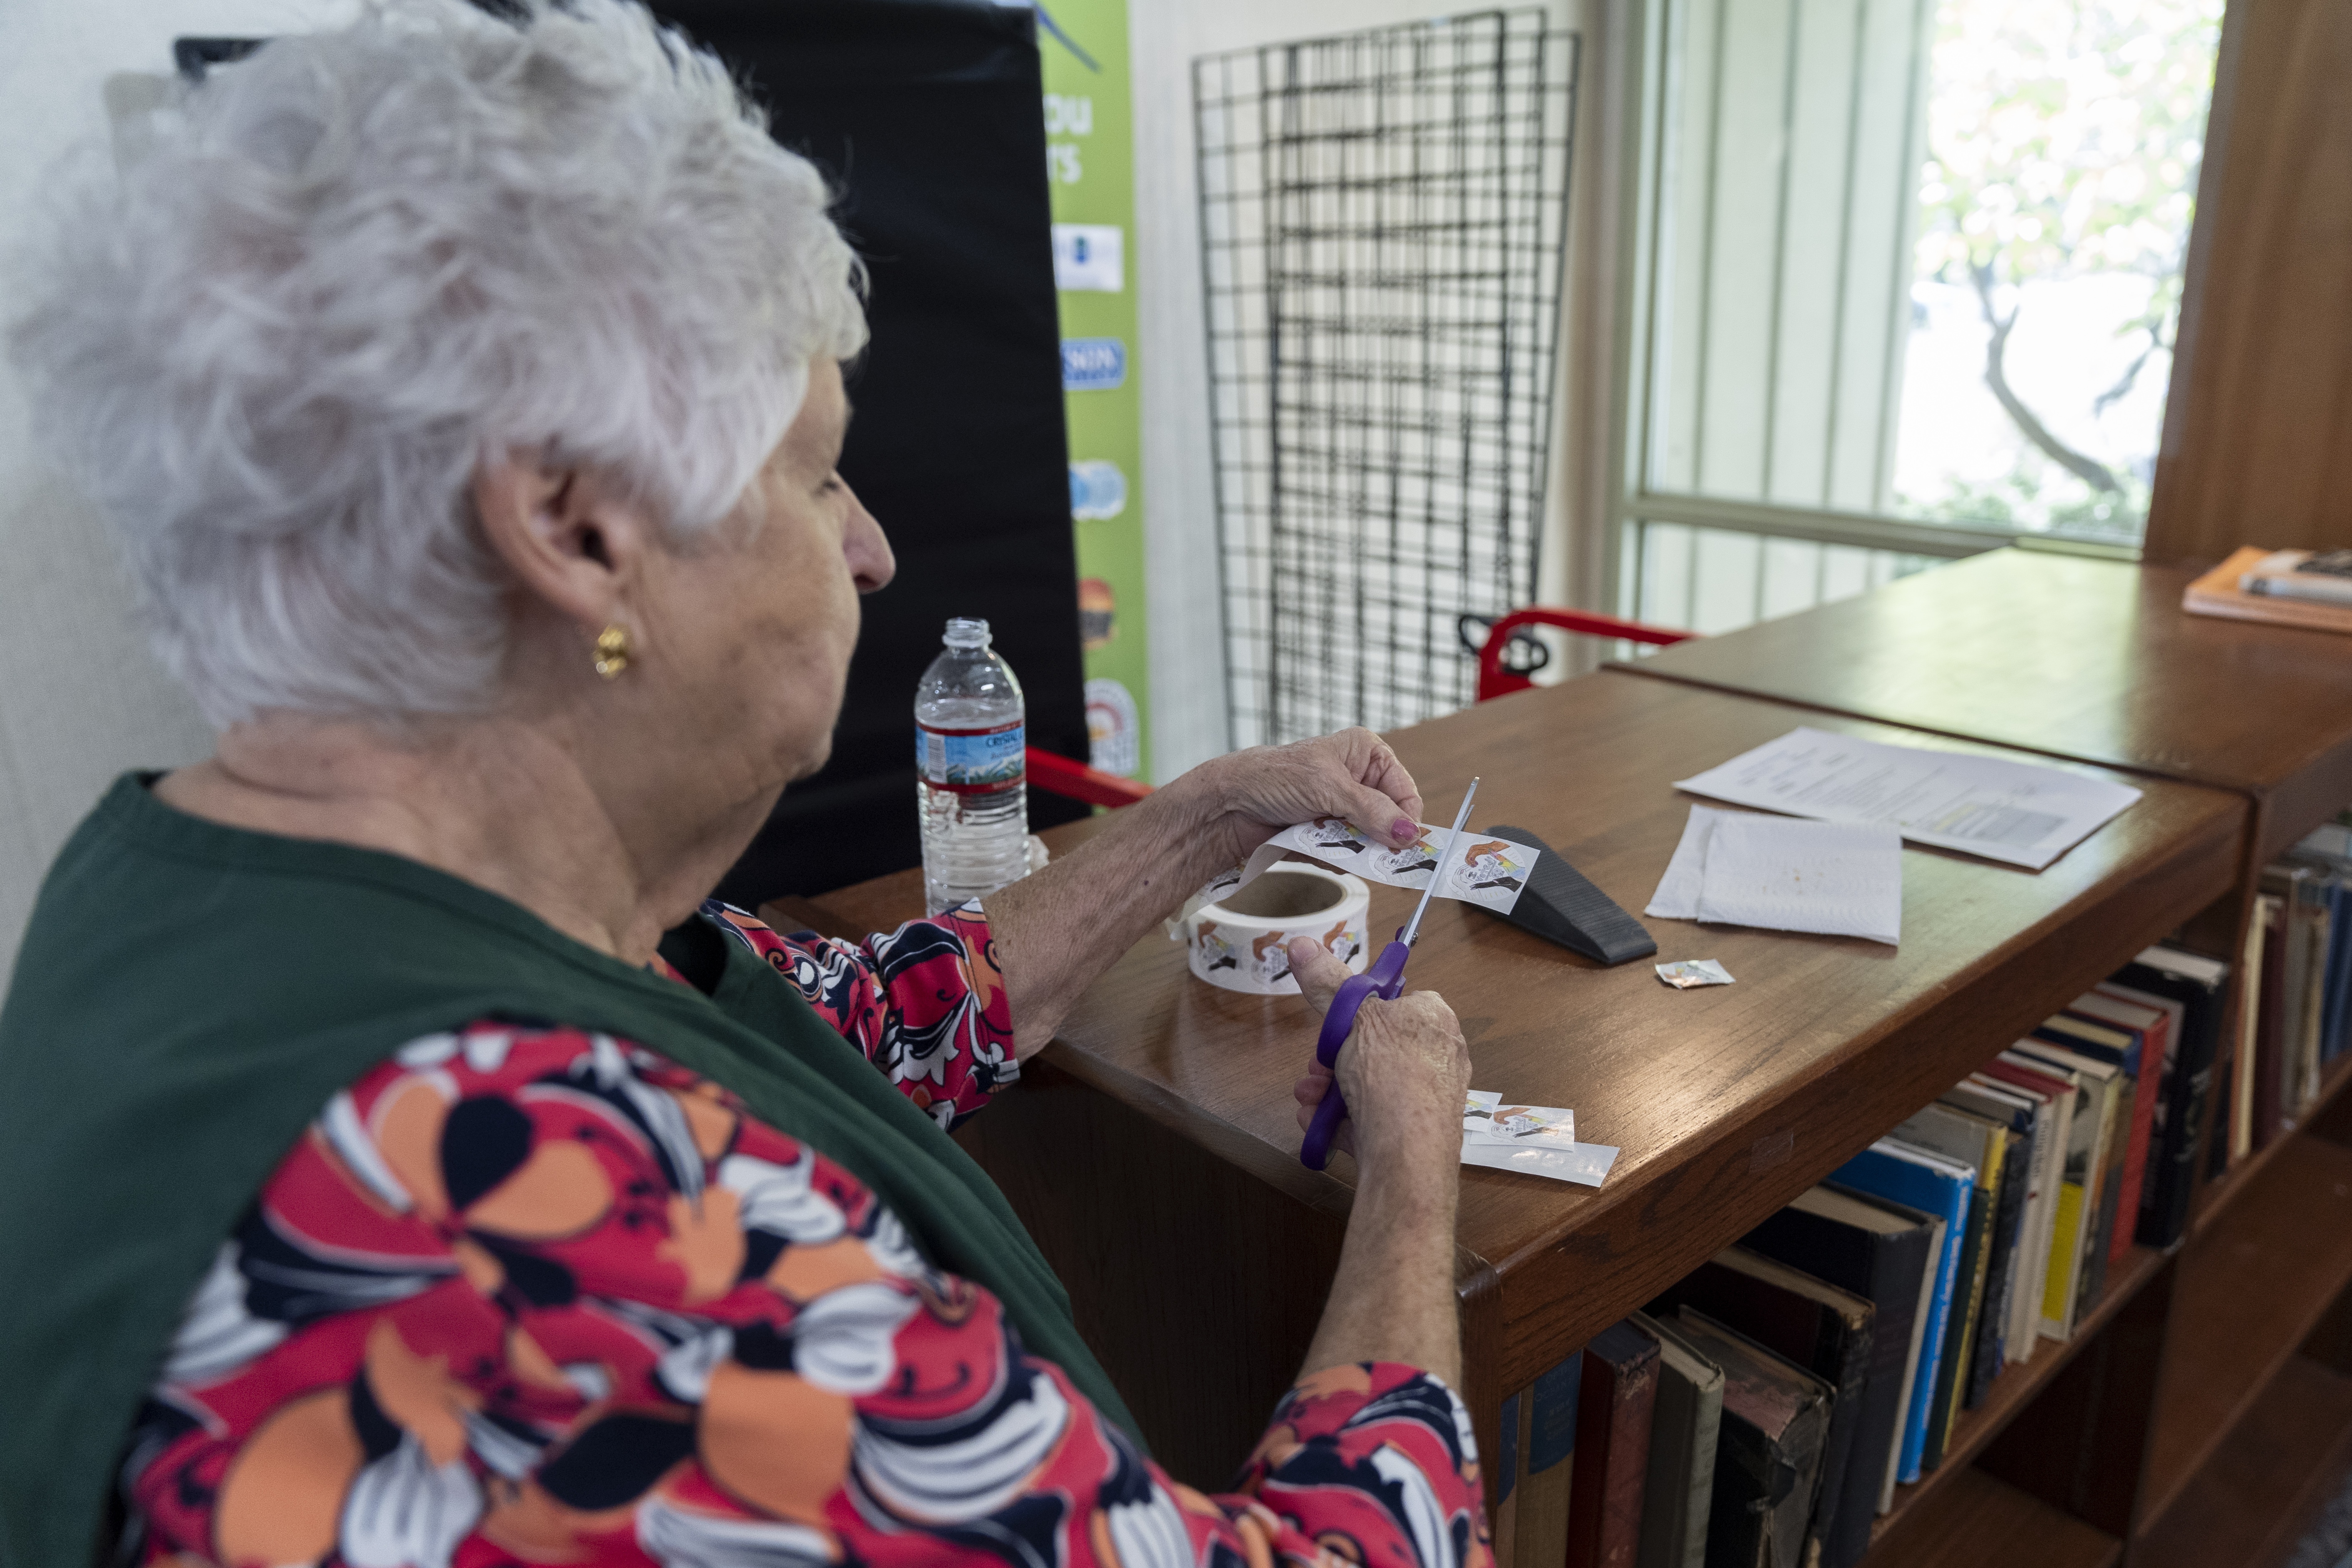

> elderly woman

[{"left": 0, "top": 4, "right": 1483, "bottom": 1566}]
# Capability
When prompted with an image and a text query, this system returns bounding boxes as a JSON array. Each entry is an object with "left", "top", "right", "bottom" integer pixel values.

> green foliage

[{"left": 1898, "top": 458, "right": 2149, "bottom": 542}]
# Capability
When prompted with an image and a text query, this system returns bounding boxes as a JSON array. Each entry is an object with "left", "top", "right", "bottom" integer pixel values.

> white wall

[
  {"left": 1125, "top": 0, "right": 1615, "bottom": 778},
  {"left": 0, "top": 2, "right": 359, "bottom": 966}
]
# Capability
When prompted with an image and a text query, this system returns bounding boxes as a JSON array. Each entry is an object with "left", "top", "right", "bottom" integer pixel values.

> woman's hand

[
  {"left": 1196, "top": 729, "right": 1427, "bottom": 862},
  {"left": 1284, "top": 936, "right": 1469, "bottom": 1387},
  {"left": 1285, "top": 939, "right": 1469, "bottom": 1171}
]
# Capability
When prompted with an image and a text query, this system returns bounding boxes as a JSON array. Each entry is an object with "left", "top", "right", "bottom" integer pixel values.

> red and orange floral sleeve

[
  {"left": 122, "top": 906, "right": 1490, "bottom": 1568},
  {"left": 698, "top": 900, "right": 1017, "bottom": 1131}
]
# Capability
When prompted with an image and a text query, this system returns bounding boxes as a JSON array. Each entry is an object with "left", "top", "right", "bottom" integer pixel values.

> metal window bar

[{"left": 1196, "top": 13, "right": 1578, "bottom": 748}]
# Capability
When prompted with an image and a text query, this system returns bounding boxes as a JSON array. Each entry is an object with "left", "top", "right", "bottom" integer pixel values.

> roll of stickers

[{"left": 1183, "top": 862, "right": 1371, "bottom": 996}]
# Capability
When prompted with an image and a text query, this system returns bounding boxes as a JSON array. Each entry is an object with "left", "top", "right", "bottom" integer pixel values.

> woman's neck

[{"left": 155, "top": 712, "right": 764, "bottom": 964}]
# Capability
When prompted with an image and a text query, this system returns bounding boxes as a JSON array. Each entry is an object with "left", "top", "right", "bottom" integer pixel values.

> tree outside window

[{"left": 1894, "top": 0, "right": 2225, "bottom": 541}]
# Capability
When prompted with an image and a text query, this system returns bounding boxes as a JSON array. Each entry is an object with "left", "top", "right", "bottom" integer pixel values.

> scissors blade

[{"left": 1401, "top": 777, "right": 1480, "bottom": 948}]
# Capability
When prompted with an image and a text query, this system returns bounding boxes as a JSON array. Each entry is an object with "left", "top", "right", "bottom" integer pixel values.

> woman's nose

[{"left": 840, "top": 481, "right": 896, "bottom": 593}]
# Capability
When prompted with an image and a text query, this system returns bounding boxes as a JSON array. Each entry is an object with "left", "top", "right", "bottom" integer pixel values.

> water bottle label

[{"left": 917, "top": 721, "right": 1026, "bottom": 793}]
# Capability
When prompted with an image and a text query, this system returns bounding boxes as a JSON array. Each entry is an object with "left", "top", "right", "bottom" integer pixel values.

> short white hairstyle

[{"left": 10, "top": 0, "right": 867, "bottom": 726}]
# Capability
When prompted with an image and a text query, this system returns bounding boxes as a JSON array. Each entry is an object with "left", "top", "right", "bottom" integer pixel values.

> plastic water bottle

[{"left": 917, "top": 617, "right": 1031, "bottom": 913}]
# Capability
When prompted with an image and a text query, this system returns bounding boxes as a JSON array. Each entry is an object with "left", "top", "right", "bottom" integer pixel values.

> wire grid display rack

[{"left": 1196, "top": 11, "right": 1577, "bottom": 748}]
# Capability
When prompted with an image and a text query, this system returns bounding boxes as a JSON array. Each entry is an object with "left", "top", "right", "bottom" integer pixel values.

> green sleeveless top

[{"left": 0, "top": 774, "right": 1138, "bottom": 1568}]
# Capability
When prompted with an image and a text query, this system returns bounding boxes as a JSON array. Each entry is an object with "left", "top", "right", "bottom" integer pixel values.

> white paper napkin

[{"left": 1646, "top": 805, "right": 1902, "bottom": 945}]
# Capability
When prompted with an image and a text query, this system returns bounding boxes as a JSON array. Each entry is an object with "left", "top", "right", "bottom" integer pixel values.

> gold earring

[{"left": 592, "top": 624, "right": 632, "bottom": 680}]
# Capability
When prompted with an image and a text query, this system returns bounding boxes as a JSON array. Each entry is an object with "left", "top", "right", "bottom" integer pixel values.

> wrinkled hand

[
  {"left": 1198, "top": 728, "right": 1426, "bottom": 861},
  {"left": 1286, "top": 939, "right": 1469, "bottom": 1168}
]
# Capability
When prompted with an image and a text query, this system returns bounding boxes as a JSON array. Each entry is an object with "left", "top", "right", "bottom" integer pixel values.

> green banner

[{"left": 1040, "top": 1, "right": 1148, "bottom": 780}]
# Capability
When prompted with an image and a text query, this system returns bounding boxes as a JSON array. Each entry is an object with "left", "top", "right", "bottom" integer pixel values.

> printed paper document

[{"left": 1672, "top": 726, "right": 2139, "bottom": 870}]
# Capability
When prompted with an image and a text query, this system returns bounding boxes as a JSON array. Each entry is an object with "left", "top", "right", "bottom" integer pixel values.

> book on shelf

[
  {"left": 1644, "top": 1247, "right": 1873, "bottom": 1568},
  {"left": 1675, "top": 1309, "right": 1834, "bottom": 1568},
  {"left": 2254, "top": 891, "right": 2289, "bottom": 1152},
  {"left": 2010, "top": 1039, "right": 2124, "bottom": 1316},
  {"left": 2071, "top": 983, "right": 2170, "bottom": 1247},
  {"left": 2233, "top": 897, "right": 2275, "bottom": 1163},
  {"left": 1631, "top": 1311, "right": 1722, "bottom": 1568},
  {"left": 2104, "top": 943, "right": 2227, "bottom": 1248},
  {"left": 1891, "top": 1102, "right": 2021, "bottom": 1420},
  {"left": 1947, "top": 1086, "right": 2041, "bottom": 1382},
  {"left": 2043, "top": 1001, "right": 2159, "bottom": 1270},
  {"left": 1740, "top": 1186, "right": 1935, "bottom": 1534},
  {"left": 2258, "top": 864, "right": 2328, "bottom": 1139},
  {"left": 1983, "top": 1051, "right": 2088, "bottom": 1339},
  {"left": 2287, "top": 866, "right": 2329, "bottom": 1115},
  {"left": 1569, "top": 1320, "right": 1660, "bottom": 1568},
  {"left": 2302, "top": 843, "right": 2352, "bottom": 1068},
  {"left": 1827, "top": 1141, "right": 1974, "bottom": 1485},
  {"left": 2302, "top": 886, "right": 2332, "bottom": 1109},
  {"left": 1963, "top": 1069, "right": 2063, "bottom": 1363},
  {"left": 1513, "top": 1352, "right": 1582, "bottom": 1568},
  {"left": 1920, "top": 1150, "right": 1989, "bottom": 1472}
]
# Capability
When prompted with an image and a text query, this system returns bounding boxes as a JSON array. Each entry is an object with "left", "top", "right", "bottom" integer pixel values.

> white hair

[{"left": 9, "top": 0, "right": 867, "bottom": 726}]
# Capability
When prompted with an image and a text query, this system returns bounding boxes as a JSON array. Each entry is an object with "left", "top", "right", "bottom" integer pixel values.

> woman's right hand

[{"left": 1286, "top": 938, "right": 1470, "bottom": 1170}]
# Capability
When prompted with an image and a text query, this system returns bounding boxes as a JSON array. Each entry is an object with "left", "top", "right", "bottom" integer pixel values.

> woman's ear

[{"left": 473, "top": 456, "right": 656, "bottom": 628}]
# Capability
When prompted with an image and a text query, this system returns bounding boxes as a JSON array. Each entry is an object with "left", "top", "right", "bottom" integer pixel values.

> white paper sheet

[
  {"left": 1672, "top": 726, "right": 2140, "bottom": 870},
  {"left": 1461, "top": 1140, "right": 1620, "bottom": 1186},
  {"left": 1698, "top": 813, "right": 1902, "bottom": 944},
  {"left": 1647, "top": 805, "right": 1903, "bottom": 944}
]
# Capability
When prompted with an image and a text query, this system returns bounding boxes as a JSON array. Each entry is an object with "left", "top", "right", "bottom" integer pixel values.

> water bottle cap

[{"left": 943, "top": 617, "right": 992, "bottom": 649}]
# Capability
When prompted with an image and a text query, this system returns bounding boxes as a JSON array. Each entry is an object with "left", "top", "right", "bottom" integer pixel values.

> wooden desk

[
  {"left": 1607, "top": 547, "right": 2352, "bottom": 866},
  {"left": 775, "top": 673, "right": 2244, "bottom": 1500}
]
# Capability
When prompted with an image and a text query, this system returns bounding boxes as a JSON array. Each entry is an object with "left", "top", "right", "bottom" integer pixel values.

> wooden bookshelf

[
  {"left": 2139, "top": 1133, "right": 2352, "bottom": 1522},
  {"left": 1598, "top": 548, "right": 2352, "bottom": 1560},
  {"left": 1868, "top": 1467, "right": 2119, "bottom": 1568},
  {"left": 2134, "top": 1355, "right": 2352, "bottom": 1568},
  {"left": 1866, "top": 1245, "right": 2168, "bottom": 1553},
  {"left": 2187, "top": 1046, "right": 2352, "bottom": 1239}
]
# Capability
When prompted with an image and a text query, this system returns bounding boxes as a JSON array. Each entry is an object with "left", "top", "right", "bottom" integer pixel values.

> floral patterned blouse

[{"left": 123, "top": 902, "right": 1488, "bottom": 1568}]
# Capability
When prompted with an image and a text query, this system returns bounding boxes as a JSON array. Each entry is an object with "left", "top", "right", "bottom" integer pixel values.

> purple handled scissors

[{"left": 1298, "top": 778, "right": 1480, "bottom": 1170}]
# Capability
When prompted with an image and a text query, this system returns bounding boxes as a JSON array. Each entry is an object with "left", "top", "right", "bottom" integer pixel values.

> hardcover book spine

[
  {"left": 1516, "top": 1355, "right": 1580, "bottom": 1568},
  {"left": 1967, "top": 1140, "right": 2026, "bottom": 1407},
  {"left": 2107, "top": 1046, "right": 2156, "bottom": 1266},
  {"left": 2129, "top": 979, "right": 2211, "bottom": 1251},
  {"left": 1569, "top": 1327, "right": 1660, "bottom": 1568},
  {"left": 2256, "top": 897, "right": 2288, "bottom": 1151},
  {"left": 1924, "top": 1175, "right": 1991, "bottom": 1467}
]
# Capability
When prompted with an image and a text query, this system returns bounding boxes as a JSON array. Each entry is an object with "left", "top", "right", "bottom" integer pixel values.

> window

[{"left": 1613, "top": 0, "right": 2224, "bottom": 635}]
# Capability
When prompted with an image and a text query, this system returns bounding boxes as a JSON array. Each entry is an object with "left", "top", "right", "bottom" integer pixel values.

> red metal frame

[
  {"left": 1474, "top": 607, "right": 1696, "bottom": 702},
  {"left": 1025, "top": 746, "right": 1154, "bottom": 809},
  {"left": 1023, "top": 610, "right": 1690, "bottom": 805}
]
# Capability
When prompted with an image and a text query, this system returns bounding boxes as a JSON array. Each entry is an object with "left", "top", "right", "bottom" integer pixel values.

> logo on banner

[
  {"left": 1052, "top": 224, "right": 1123, "bottom": 291},
  {"left": 1078, "top": 577, "right": 1116, "bottom": 650},
  {"left": 1084, "top": 677, "right": 1142, "bottom": 778},
  {"left": 1061, "top": 337, "right": 1126, "bottom": 391},
  {"left": 1068, "top": 460, "right": 1127, "bottom": 521}
]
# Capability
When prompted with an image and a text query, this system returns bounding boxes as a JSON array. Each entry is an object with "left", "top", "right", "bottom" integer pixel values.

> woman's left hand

[{"left": 1196, "top": 728, "right": 1427, "bottom": 860}]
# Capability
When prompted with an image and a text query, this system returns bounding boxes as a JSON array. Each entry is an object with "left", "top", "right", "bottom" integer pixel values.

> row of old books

[
  {"left": 1493, "top": 942, "right": 2229, "bottom": 1568},
  {"left": 2219, "top": 817, "right": 2352, "bottom": 1170}
]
